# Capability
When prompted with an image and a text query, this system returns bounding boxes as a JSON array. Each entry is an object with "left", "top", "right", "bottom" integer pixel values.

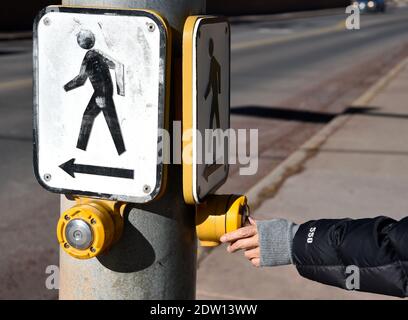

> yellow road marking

[{"left": 0, "top": 78, "right": 32, "bottom": 91}]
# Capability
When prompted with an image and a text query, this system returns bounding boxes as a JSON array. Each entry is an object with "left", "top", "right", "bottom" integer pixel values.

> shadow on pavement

[
  {"left": 231, "top": 105, "right": 408, "bottom": 124},
  {"left": 231, "top": 105, "right": 336, "bottom": 123}
]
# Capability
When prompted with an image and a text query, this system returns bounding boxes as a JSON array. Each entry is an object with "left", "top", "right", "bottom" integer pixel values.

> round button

[{"left": 65, "top": 219, "right": 93, "bottom": 250}]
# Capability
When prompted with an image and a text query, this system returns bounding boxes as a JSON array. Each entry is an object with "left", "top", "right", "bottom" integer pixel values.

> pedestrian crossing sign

[
  {"left": 182, "top": 16, "right": 231, "bottom": 205},
  {"left": 33, "top": 6, "right": 171, "bottom": 203}
]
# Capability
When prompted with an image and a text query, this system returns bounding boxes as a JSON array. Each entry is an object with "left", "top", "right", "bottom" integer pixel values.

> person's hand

[{"left": 220, "top": 217, "right": 261, "bottom": 267}]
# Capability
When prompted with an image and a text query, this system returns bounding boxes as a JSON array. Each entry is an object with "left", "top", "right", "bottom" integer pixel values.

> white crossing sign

[
  {"left": 33, "top": 6, "right": 170, "bottom": 203},
  {"left": 183, "top": 16, "right": 230, "bottom": 205}
]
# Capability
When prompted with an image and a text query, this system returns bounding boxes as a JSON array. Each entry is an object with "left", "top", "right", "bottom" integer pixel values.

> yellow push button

[
  {"left": 57, "top": 198, "right": 125, "bottom": 259},
  {"left": 196, "top": 195, "right": 250, "bottom": 247}
]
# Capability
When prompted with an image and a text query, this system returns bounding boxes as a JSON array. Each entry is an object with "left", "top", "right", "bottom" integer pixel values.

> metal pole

[{"left": 60, "top": 0, "right": 206, "bottom": 300}]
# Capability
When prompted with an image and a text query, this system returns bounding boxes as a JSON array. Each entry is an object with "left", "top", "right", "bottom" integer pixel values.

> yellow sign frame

[{"left": 182, "top": 16, "right": 231, "bottom": 205}]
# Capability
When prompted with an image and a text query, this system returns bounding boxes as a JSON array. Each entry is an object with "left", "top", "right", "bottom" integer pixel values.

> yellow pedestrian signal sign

[{"left": 183, "top": 16, "right": 231, "bottom": 205}]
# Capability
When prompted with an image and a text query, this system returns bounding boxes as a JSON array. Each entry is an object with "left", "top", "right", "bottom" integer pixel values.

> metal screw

[
  {"left": 44, "top": 173, "right": 52, "bottom": 182},
  {"left": 43, "top": 17, "right": 51, "bottom": 26},
  {"left": 143, "top": 185, "right": 151, "bottom": 194},
  {"left": 64, "top": 215, "right": 70, "bottom": 221},
  {"left": 90, "top": 247, "right": 96, "bottom": 253},
  {"left": 90, "top": 218, "right": 97, "bottom": 225},
  {"left": 147, "top": 23, "right": 156, "bottom": 32},
  {"left": 64, "top": 243, "right": 70, "bottom": 249}
]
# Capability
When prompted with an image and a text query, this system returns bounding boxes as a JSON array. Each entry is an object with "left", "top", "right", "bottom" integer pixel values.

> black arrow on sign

[{"left": 59, "top": 158, "right": 134, "bottom": 179}]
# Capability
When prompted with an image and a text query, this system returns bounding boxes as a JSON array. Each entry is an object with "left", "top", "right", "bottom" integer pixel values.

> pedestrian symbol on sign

[
  {"left": 64, "top": 29, "right": 127, "bottom": 156},
  {"left": 204, "top": 38, "right": 221, "bottom": 130},
  {"left": 182, "top": 16, "right": 230, "bottom": 204},
  {"left": 34, "top": 7, "right": 171, "bottom": 203},
  {"left": 204, "top": 38, "right": 224, "bottom": 180}
]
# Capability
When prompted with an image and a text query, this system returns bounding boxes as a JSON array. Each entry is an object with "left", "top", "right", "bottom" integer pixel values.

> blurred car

[{"left": 352, "top": 0, "right": 386, "bottom": 13}]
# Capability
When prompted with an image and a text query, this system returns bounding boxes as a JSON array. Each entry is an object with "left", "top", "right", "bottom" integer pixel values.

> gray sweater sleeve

[{"left": 257, "top": 219, "right": 299, "bottom": 267}]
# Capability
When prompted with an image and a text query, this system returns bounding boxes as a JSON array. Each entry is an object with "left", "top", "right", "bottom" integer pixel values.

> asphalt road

[
  {"left": 1, "top": 6, "right": 408, "bottom": 299},
  {"left": 221, "top": 6, "right": 408, "bottom": 195}
]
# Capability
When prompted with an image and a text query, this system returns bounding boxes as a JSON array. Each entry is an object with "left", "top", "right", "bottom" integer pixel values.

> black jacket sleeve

[{"left": 292, "top": 216, "right": 408, "bottom": 298}]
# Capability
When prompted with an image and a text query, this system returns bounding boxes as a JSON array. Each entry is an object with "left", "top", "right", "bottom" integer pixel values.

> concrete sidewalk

[{"left": 197, "top": 58, "right": 408, "bottom": 300}]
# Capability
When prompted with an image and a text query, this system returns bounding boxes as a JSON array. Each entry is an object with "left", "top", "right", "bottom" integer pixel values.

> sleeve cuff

[{"left": 257, "top": 219, "right": 299, "bottom": 267}]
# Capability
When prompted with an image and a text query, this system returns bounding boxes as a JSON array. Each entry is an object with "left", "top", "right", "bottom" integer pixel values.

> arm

[
  {"left": 217, "top": 64, "right": 221, "bottom": 94},
  {"left": 204, "top": 80, "right": 211, "bottom": 100},
  {"left": 98, "top": 50, "right": 125, "bottom": 96},
  {"left": 64, "top": 58, "right": 88, "bottom": 92},
  {"left": 292, "top": 216, "right": 408, "bottom": 298},
  {"left": 221, "top": 216, "right": 408, "bottom": 298},
  {"left": 113, "top": 62, "right": 125, "bottom": 97},
  {"left": 204, "top": 62, "right": 214, "bottom": 100}
]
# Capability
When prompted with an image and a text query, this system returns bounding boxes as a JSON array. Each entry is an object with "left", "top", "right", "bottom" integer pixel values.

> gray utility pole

[{"left": 60, "top": 0, "right": 206, "bottom": 299}]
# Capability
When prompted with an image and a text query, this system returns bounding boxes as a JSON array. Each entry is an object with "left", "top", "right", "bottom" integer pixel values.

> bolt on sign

[
  {"left": 33, "top": 6, "right": 171, "bottom": 203},
  {"left": 183, "top": 16, "right": 231, "bottom": 205}
]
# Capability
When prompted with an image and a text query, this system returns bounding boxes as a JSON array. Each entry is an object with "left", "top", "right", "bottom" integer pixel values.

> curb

[{"left": 246, "top": 56, "right": 408, "bottom": 212}]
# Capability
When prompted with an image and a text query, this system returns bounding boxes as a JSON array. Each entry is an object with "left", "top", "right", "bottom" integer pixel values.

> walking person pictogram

[
  {"left": 203, "top": 38, "right": 224, "bottom": 178},
  {"left": 64, "top": 29, "right": 127, "bottom": 156},
  {"left": 204, "top": 38, "right": 221, "bottom": 130}
]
